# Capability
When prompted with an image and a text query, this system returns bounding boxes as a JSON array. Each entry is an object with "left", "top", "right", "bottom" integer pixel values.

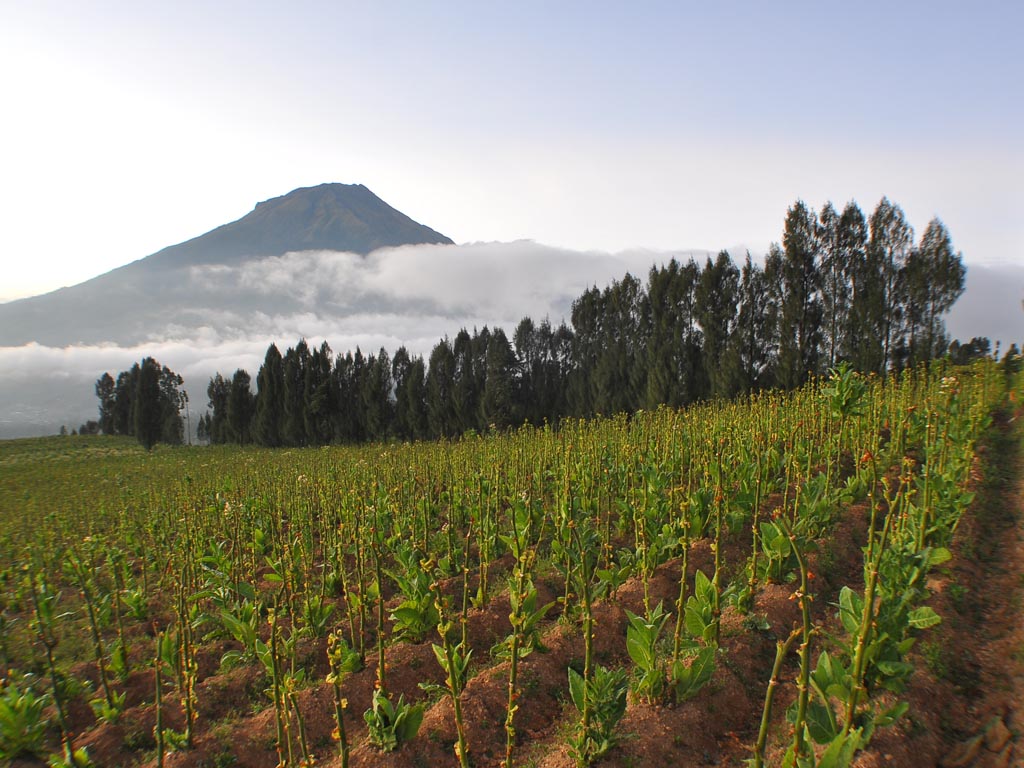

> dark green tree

[
  {"left": 903, "top": 219, "right": 966, "bottom": 365},
  {"left": 724, "top": 253, "right": 775, "bottom": 393},
  {"left": 206, "top": 373, "right": 231, "bottom": 445},
  {"left": 361, "top": 348, "right": 393, "bottom": 441},
  {"left": 133, "top": 357, "right": 164, "bottom": 450},
  {"left": 95, "top": 373, "right": 116, "bottom": 435},
  {"left": 427, "top": 338, "right": 457, "bottom": 439},
  {"left": 868, "top": 198, "right": 914, "bottom": 372},
  {"left": 696, "top": 252, "right": 739, "bottom": 398},
  {"left": 226, "top": 369, "right": 255, "bottom": 445},
  {"left": 304, "top": 341, "right": 334, "bottom": 444},
  {"left": 481, "top": 327, "right": 518, "bottom": 429},
  {"left": 254, "top": 344, "right": 285, "bottom": 446},
  {"left": 836, "top": 202, "right": 870, "bottom": 367},
  {"left": 393, "top": 347, "right": 428, "bottom": 440},
  {"left": 282, "top": 340, "right": 311, "bottom": 446},
  {"left": 776, "top": 201, "right": 823, "bottom": 389}
]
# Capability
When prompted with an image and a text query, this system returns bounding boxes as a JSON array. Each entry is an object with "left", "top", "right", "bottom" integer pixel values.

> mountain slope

[{"left": 0, "top": 183, "right": 453, "bottom": 346}]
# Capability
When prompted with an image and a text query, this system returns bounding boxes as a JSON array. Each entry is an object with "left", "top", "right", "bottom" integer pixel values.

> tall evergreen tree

[
  {"left": 133, "top": 357, "right": 163, "bottom": 450},
  {"left": 903, "top": 218, "right": 966, "bottom": 365},
  {"left": 95, "top": 372, "right": 116, "bottom": 435},
  {"left": 868, "top": 198, "right": 914, "bottom": 372},
  {"left": 724, "top": 253, "right": 775, "bottom": 393},
  {"left": 361, "top": 348, "right": 393, "bottom": 441},
  {"left": 427, "top": 338, "right": 457, "bottom": 439},
  {"left": 254, "top": 344, "right": 284, "bottom": 446},
  {"left": 837, "top": 202, "right": 871, "bottom": 367},
  {"left": 481, "top": 327, "right": 518, "bottom": 429},
  {"left": 304, "top": 341, "right": 334, "bottom": 444},
  {"left": 206, "top": 373, "right": 231, "bottom": 445},
  {"left": 776, "top": 201, "right": 823, "bottom": 388},
  {"left": 696, "top": 252, "right": 739, "bottom": 398},
  {"left": 592, "top": 274, "right": 643, "bottom": 414},
  {"left": 568, "top": 286, "right": 602, "bottom": 417},
  {"left": 818, "top": 202, "right": 849, "bottom": 370},
  {"left": 393, "top": 347, "right": 428, "bottom": 440},
  {"left": 158, "top": 365, "right": 185, "bottom": 445},
  {"left": 282, "top": 340, "right": 310, "bottom": 446},
  {"left": 226, "top": 369, "right": 255, "bottom": 444}
]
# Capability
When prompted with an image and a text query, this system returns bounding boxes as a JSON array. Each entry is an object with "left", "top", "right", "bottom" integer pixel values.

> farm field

[{"left": 1, "top": 361, "right": 1021, "bottom": 768}]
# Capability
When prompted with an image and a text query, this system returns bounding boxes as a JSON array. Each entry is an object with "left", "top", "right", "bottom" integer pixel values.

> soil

[{"left": 52, "top": 411, "right": 1024, "bottom": 768}]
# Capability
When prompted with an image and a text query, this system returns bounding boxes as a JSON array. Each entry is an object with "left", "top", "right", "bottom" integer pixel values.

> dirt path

[{"left": 857, "top": 409, "right": 1024, "bottom": 768}]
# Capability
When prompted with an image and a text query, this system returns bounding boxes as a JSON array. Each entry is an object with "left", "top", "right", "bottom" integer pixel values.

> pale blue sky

[{"left": 1, "top": 0, "right": 1021, "bottom": 300}]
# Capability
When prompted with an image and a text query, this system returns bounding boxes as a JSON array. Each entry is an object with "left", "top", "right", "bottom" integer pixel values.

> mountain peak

[{"left": 146, "top": 182, "right": 453, "bottom": 268}]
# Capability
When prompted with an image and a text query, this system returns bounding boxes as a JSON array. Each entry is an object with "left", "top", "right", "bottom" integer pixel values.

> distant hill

[{"left": 0, "top": 183, "right": 453, "bottom": 346}]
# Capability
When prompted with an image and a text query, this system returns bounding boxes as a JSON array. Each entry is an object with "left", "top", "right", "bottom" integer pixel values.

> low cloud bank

[
  {"left": 0, "top": 241, "right": 1016, "bottom": 438},
  {"left": 1, "top": 241, "right": 703, "bottom": 436}
]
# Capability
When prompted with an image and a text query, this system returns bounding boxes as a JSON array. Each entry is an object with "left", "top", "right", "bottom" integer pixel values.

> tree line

[{"left": 194, "top": 197, "right": 969, "bottom": 447}]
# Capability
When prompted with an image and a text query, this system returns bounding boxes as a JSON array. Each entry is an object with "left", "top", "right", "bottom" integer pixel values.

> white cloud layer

[{"left": 0, "top": 242, "right": 1017, "bottom": 438}]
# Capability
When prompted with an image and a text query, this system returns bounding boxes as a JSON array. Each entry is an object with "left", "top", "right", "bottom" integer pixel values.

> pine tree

[
  {"left": 254, "top": 344, "right": 284, "bottom": 446},
  {"left": 133, "top": 357, "right": 163, "bottom": 450},
  {"left": 837, "top": 202, "right": 870, "bottom": 367},
  {"left": 724, "top": 253, "right": 775, "bottom": 393},
  {"left": 427, "top": 339, "right": 457, "bottom": 439},
  {"left": 95, "top": 372, "right": 116, "bottom": 435},
  {"left": 696, "top": 252, "right": 739, "bottom": 398},
  {"left": 226, "top": 369, "right": 255, "bottom": 444},
  {"left": 868, "top": 198, "right": 914, "bottom": 372},
  {"left": 903, "top": 218, "right": 966, "bottom": 365},
  {"left": 481, "top": 327, "right": 518, "bottom": 429},
  {"left": 776, "top": 201, "right": 823, "bottom": 389},
  {"left": 206, "top": 373, "right": 230, "bottom": 444}
]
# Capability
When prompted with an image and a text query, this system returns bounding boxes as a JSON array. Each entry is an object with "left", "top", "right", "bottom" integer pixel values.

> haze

[{"left": 2, "top": 1, "right": 1021, "bottom": 301}]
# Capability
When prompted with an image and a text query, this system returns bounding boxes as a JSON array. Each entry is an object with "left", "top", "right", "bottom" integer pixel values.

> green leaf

[
  {"left": 816, "top": 727, "right": 863, "bottom": 768},
  {"left": 568, "top": 667, "right": 585, "bottom": 712},
  {"left": 838, "top": 587, "right": 862, "bottom": 636},
  {"left": 804, "top": 700, "right": 839, "bottom": 745},
  {"left": 927, "top": 547, "right": 952, "bottom": 567},
  {"left": 907, "top": 606, "right": 941, "bottom": 629},
  {"left": 626, "top": 634, "right": 654, "bottom": 671}
]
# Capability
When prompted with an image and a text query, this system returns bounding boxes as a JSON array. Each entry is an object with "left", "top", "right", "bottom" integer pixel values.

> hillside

[{"left": 0, "top": 183, "right": 453, "bottom": 347}]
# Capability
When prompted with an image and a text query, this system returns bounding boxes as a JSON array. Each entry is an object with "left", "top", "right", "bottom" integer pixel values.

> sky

[{"left": 2, "top": 0, "right": 1022, "bottom": 303}]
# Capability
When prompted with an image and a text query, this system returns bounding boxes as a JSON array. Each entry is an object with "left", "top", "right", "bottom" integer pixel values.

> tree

[
  {"left": 361, "top": 348, "right": 392, "bottom": 441},
  {"left": 903, "top": 219, "right": 965, "bottom": 365},
  {"left": 95, "top": 373, "right": 116, "bottom": 434},
  {"left": 133, "top": 357, "right": 164, "bottom": 450},
  {"left": 818, "top": 202, "right": 849, "bottom": 370},
  {"left": 282, "top": 340, "right": 311, "bottom": 446},
  {"left": 97, "top": 357, "right": 185, "bottom": 446},
  {"left": 642, "top": 259, "right": 703, "bottom": 409},
  {"left": 724, "top": 253, "right": 775, "bottom": 393},
  {"left": 254, "top": 344, "right": 285, "bottom": 446},
  {"left": 206, "top": 374, "right": 231, "bottom": 445},
  {"left": 836, "top": 202, "right": 870, "bottom": 367},
  {"left": 155, "top": 365, "right": 185, "bottom": 445},
  {"left": 696, "top": 252, "right": 739, "bottom": 398},
  {"left": 868, "top": 198, "right": 914, "bottom": 372},
  {"left": 226, "top": 369, "right": 255, "bottom": 444},
  {"left": 427, "top": 339, "right": 457, "bottom": 439},
  {"left": 776, "top": 201, "right": 823, "bottom": 389},
  {"left": 393, "top": 347, "right": 428, "bottom": 440},
  {"left": 481, "top": 327, "right": 518, "bottom": 429}
]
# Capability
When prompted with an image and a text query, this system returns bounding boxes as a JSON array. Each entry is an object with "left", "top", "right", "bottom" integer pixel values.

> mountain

[{"left": 0, "top": 183, "right": 453, "bottom": 346}]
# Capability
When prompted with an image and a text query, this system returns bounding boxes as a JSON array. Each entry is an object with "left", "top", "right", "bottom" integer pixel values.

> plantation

[{"left": 0, "top": 360, "right": 1019, "bottom": 767}]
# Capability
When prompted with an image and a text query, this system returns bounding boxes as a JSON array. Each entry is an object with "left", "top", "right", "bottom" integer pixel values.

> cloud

[
  {"left": 0, "top": 242, "right": 710, "bottom": 436},
  {"left": 3, "top": 240, "right": 1011, "bottom": 438}
]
